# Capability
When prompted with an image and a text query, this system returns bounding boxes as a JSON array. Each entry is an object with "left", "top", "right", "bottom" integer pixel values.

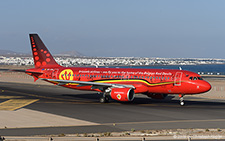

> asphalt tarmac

[{"left": 0, "top": 82, "right": 225, "bottom": 136}]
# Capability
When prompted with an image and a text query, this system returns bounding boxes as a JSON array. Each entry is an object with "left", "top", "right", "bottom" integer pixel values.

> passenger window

[
  {"left": 150, "top": 76, "right": 152, "bottom": 80},
  {"left": 156, "top": 77, "right": 158, "bottom": 79},
  {"left": 193, "top": 77, "right": 197, "bottom": 80},
  {"left": 159, "top": 77, "right": 161, "bottom": 79},
  {"left": 189, "top": 77, "right": 193, "bottom": 80}
]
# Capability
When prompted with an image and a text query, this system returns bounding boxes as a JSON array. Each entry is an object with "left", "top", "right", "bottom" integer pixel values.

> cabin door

[{"left": 174, "top": 72, "right": 182, "bottom": 86}]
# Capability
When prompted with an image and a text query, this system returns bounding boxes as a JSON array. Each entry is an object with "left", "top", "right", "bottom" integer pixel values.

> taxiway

[{"left": 0, "top": 82, "right": 225, "bottom": 136}]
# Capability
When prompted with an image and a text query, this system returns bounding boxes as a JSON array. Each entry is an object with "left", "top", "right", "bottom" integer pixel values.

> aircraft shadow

[{"left": 61, "top": 93, "right": 225, "bottom": 107}]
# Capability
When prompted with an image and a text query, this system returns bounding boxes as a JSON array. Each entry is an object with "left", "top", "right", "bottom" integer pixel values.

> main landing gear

[
  {"left": 99, "top": 89, "right": 111, "bottom": 103},
  {"left": 179, "top": 94, "right": 185, "bottom": 106},
  {"left": 99, "top": 96, "right": 109, "bottom": 103}
]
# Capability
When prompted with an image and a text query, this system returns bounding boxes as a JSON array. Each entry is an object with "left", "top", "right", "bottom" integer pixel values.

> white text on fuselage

[{"left": 78, "top": 70, "right": 172, "bottom": 76}]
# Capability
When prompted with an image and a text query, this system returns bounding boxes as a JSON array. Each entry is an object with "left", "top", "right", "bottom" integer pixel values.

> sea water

[{"left": 103, "top": 64, "right": 225, "bottom": 75}]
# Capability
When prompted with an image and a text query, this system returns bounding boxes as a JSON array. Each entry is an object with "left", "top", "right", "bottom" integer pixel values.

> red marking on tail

[{"left": 29, "top": 34, "right": 61, "bottom": 68}]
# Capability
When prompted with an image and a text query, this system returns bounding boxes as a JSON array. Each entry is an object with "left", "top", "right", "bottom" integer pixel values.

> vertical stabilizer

[{"left": 29, "top": 34, "right": 61, "bottom": 68}]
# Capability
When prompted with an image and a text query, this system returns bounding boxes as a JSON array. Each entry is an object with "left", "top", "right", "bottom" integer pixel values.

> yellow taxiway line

[
  {"left": 0, "top": 96, "right": 25, "bottom": 99},
  {"left": 0, "top": 99, "right": 39, "bottom": 111}
]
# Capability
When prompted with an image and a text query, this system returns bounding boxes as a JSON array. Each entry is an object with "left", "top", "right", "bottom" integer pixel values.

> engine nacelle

[
  {"left": 147, "top": 93, "right": 168, "bottom": 99},
  {"left": 110, "top": 88, "right": 135, "bottom": 102}
]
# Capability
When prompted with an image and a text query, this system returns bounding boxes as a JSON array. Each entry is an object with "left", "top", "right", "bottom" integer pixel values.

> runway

[{"left": 0, "top": 82, "right": 225, "bottom": 136}]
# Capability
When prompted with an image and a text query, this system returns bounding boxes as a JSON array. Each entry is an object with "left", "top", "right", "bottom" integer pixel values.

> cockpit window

[
  {"left": 189, "top": 76, "right": 203, "bottom": 80},
  {"left": 198, "top": 77, "right": 203, "bottom": 80},
  {"left": 193, "top": 77, "right": 197, "bottom": 80}
]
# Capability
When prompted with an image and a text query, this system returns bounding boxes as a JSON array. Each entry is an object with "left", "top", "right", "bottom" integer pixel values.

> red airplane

[{"left": 14, "top": 34, "right": 211, "bottom": 106}]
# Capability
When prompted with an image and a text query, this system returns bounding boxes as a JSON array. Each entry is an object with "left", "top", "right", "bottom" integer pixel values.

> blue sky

[{"left": 0, "top": 0, "right": 225, "bottom": 58}]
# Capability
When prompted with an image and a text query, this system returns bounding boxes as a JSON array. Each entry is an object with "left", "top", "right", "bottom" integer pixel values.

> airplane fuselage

[{"left": 27, "top": 67, "right": 211, "bottom": 95}]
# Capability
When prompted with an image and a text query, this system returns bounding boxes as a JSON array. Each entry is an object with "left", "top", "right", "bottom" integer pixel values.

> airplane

[{"left": 10, "top": 34, "right": 211, "bottom": 106}]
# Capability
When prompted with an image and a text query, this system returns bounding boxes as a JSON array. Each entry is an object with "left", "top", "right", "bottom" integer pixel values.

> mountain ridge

[{"left": 0, "top": 49, "right": 84, "bottom": 57}]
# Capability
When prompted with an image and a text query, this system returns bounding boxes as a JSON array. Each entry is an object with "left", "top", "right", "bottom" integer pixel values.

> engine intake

[{"left": 110, "top": 88, "right": 135, "bottom": 102}]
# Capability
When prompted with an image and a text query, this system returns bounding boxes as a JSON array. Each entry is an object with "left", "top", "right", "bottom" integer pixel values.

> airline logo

[
  {"left": 59, "top": 69, "right": 74, "bottom": 80},
  {"left": 117, "top": 94, "right": 121, "bottom": 100}
]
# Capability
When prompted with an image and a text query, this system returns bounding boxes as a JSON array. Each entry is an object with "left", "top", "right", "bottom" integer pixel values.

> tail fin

[{"left": 29, "top": 34, "right": 61, "bottom": 68}]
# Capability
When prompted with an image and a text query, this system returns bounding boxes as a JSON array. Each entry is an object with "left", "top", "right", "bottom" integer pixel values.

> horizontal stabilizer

[{"left": 10, "top": 69, "right": 43, "bottom": 74}]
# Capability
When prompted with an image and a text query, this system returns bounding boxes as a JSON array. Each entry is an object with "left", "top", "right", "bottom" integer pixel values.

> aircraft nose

[{"left": 199, "top": 81, "right": 211, "bottom": 93}]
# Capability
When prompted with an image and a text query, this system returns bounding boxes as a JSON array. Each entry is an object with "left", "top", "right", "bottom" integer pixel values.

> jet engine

[
  {"left": 110, "top": 88, "right": 135, "bottom": 102},
  {"left": 147, "top": 93, "right": 168, "bottom": 99}
]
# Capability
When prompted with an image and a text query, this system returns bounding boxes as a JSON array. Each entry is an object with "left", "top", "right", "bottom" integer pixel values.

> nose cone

[{"left": 198, "top": 81, "right": 211, "bottom": 93}]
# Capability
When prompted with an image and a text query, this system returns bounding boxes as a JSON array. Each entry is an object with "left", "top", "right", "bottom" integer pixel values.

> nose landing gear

[{"left": 179, "top": 94, "right": 185, "bottom": 106}]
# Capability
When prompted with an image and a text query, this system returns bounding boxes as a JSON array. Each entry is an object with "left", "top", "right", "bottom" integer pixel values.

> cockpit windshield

[
  {"left": 189, "top": 76, "right": 203, "bottom": 80},
  {"left": 197, "top": 77, "right": 203, "bottom": 80}
]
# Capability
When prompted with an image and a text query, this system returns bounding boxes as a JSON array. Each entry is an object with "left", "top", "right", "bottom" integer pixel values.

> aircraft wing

[{"left": 42, "top": 78, "right": 135, "bottom": 90}]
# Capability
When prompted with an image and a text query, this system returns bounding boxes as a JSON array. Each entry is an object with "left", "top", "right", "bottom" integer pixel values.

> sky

[{"left": 0, "top": 0, "right": 225, "bottom": 58}]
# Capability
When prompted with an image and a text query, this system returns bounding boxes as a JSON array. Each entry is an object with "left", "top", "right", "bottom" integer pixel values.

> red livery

[{"left": 19, "top": 34, "right": 211, "bottom": 105}]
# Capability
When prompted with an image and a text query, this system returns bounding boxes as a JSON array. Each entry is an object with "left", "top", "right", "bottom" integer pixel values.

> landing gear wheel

[
  {"left": 100, "top": 96, "right": 109, "bottom": 103},
  {"left": 179, "top": 94, "right": 185, "bottom": 106},
  {"left": 180, "top": 101, "right": 185, "bottom": 106}
]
